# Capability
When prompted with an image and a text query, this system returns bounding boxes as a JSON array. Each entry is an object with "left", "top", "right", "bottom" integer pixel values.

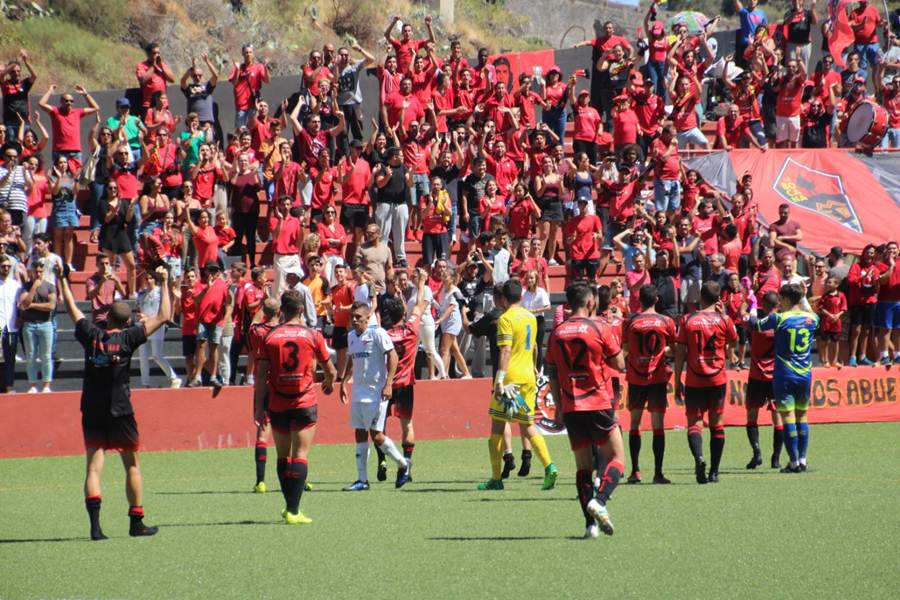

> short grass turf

[{"left": 1, "top": 422, "right": 899, "bottom": 600}]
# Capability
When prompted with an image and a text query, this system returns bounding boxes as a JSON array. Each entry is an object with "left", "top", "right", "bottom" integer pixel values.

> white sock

[
  {"left": 379, "top": 436, "right": 408, "bottom": 468},
  {"left": 798, "top": 457, "right": 807, "bottom": 466},
  {"left": 894, "top": 351, "right": 900, "bottom": 360},
  {"left": 882, "top": 351, "right": 889, "bottom": 359},
  {"left": 355, "top": 442, "right": 369, "bottom": 482}
]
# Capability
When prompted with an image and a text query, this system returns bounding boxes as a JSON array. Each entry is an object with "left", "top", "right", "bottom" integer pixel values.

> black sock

[
  {"left": 520, "top": 449, "right": 532, "bottom": 463},
  {"left": 688, "top": 426, "right": 704, "bottom": 461},
  {"left": 85, "top": 496, "right": 106, "bottom": 540},
  {"left": 255, "top": 443, "right": 267, "bottom": 485},
  {"left": 375, "top": 445, "right": 386, "bottom": 464},
  {"left": 276, "top": 458, "right": 290, "bottom": 505},
  {"left": 652, "top": 430, "right": 666, "bottom": 476},
  {"left": 746, "top": 424, "right": 760, "bottom": 453},
  {"left": 576, "top": 469, "right": 593, "bottom": 523},
  {"left": 592, "top": 445, "right": 607, "bottom": 474},
  {"left": 128, "top": 506, "right": 158, "bottom": 536},
  {"left": 773, "top": 425, "right": 784, "bottom": 459},
  {"left": 710, "top": 427, "right": 725, "bottom": 473},
  {"left": 402, "top": 443, "right": 414, "bottom": 461},
  {"left": 286, "top": 459, "right": 306, "bottom": 514},
  {"left": 595, "top": 460, "right": 624, "bottom": 505},
  {"left": 628, "top": 431, "right": 641, "bottom": 473}
]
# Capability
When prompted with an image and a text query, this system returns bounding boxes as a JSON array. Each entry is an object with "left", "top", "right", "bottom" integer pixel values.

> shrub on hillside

[{"left": 51, "top": 0, "right": 129, "bottom": 39}]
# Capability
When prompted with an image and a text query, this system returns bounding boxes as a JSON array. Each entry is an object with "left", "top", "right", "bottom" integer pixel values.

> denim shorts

[{"left": 197, "top": 322, "right": 223, "bottom": 344}]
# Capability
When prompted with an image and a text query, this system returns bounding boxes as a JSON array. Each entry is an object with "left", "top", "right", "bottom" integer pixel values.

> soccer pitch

[{"left": 1, "top": 423, "right": 898, "bottom": 599}]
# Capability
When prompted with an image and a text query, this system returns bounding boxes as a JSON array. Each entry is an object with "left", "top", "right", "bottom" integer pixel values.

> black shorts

[
  {"left": 182, "top": 334, "right": 197, "bottom": 356},
  {"left": 736, "top": 327, "right": 748, "bottom": 345},
  {"left": 849, "top": 304, "right": 876, "bottom": 327},
  {"left": 341, "top": 203, "right": 369, "bottom": 230},
  {"left": 570, "top": 259, "right": 600, "bottom": 280},
  {"left": 387, "top": 385, "right": 414, "bottom": 419},
  {"left": 563, "top": 409, "right": 618, "bottom": 450},
  {"left": 626, "top": 382, "right": 668, "bottom": 413},
  {"left": 819, "top": 330, "right": 840, "bottom": 342},
  {"left": 684, "top": 384, "right": 727, "bottom": 416},
  {"left": 268, "top": 406, "right": 318, "bottom": 434},
  {"left": 82, "top": 412, "right": 140, "bottom": 451},
  {"left": 746, "top": 378, "right": 775, "bottom": 411},
  {"left": 331, "top": 326, "right": 349, "bottom": 350}
]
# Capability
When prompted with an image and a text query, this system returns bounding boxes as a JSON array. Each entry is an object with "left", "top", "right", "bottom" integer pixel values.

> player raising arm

[
  {"left": 253, "top": 290, "right": 336, "bottom": 524},
  {"left": 547, "top": 282, "right": 626, "bottom": 538},
  {"left": 58, "top": 264, "right": 170, "bottom": 540},
  {"left": 750, "top": 283, "right": 818, "bottom": 473}
]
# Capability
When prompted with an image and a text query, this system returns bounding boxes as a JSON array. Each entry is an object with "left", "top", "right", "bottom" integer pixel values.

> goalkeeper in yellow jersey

[{"left": 478, "top": 279, "right": 558, "bottom": 491}]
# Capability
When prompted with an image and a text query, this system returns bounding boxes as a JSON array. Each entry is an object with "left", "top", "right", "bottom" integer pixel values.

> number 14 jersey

[
  {"left": 262, "top": 323, "right": 331, "bottom": 412},
  {"left": 675, "top": 311, "right": 738, "bottom": 388}
]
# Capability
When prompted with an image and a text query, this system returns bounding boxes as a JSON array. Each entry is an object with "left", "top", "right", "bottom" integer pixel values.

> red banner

[
  {"left": 486, "top": 49, "right": 556, "bottom": 90},
  {"left": 0, "top": 369, "right": 897, "bottom": 458},
  {"left": 728, "top": 149, "right": 900, "bottom": 256}
]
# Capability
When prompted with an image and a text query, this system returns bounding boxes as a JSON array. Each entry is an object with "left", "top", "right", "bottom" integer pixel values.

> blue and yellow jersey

[
  {"left": 754, "top": 310, "right": 819, "bottom": 382},
  {"left": 497, "top": 305, "right": 537, "bottom": 387}
]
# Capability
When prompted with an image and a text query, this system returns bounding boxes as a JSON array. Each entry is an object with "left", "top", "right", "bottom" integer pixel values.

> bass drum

[{"left": 846, "top": 100, "right": 889, "bottom": 146}]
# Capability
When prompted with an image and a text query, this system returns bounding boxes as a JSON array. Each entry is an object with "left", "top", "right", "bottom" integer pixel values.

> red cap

[
  {"left": 547, "top": 65, "right": 561, "bottom": 75},
  {"left": 630, "top": 71, "right": 644, "bottom": 86},
  {"left": 578, "top": 89, "right": 590, "bottom": 97},
  {"left": 614, "top": 93, "right": 630, "bottom": 103},
  {"left": 651, "top": 21, "right": 664, "bottom": 35}
]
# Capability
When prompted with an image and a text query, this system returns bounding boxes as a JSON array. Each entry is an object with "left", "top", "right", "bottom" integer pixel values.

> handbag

[{"left": 78, "top": 147, "right": 101, "bottom": 186}]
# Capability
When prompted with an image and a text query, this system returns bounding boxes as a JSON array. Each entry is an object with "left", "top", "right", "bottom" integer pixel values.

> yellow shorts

[{"left": 488, "top": 382, "right": 536, "bottom": 425}]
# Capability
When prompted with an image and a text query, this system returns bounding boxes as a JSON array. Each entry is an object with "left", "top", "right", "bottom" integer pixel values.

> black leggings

[
  {"left": 422, "top": 232, "right": 448, "bottom": 268},
  {"left": 572, "top": 140, "right": 598, "bottom": 165},
  {"left": 232, "top": 210, "right": 259, "bottom": 267}
]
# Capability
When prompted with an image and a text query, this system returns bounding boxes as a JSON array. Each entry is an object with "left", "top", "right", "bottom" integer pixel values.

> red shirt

[
  {"left": 385, "top": 92, "right": 425, "bottom": 131},
  {"left": 877, "top": 261, "right": 900, "bottom": 302},
  {"left": 651, "top": 138, "right": 679, "bottom": 180},
  {"left": 391, "top": 38, "right": 427, "bottom": 73},
  {"left": 269, "top": 215, "right": 300, "bottom": 255},
  {"left": 422, "top": 203, "right": 447, "bottom": 234},
  {"left": 110, "top": 167, "right": 139, "bottom": 200},
  {"left": 48, "top": 106, "right": 86, "bottom": 152},
  {"left": 624, "top": 312, "right": 676, "bottom": 386},
  {"left": 754, "top": 265, "right": 782, "bottom": 303},
  {"left": 316, "top": 221, "right": 346, "bottom": 256},
  {"left": 273, "top": 161, "right": 302, "bottom": 205},
  {"left": 573, "top": 105, "right": 602, "bottom": 142},
  {"left": 515, "top": 90, "right": 543, "bottom": 128},
  {"left": 331, "top": 283, "right": 355, "bottom": 328},
  {"left": 602, "top": 179, "right": 638, "bottom": 223},
  {"left": 721, "top": 289, "right": 746, "bottom": 322},
  {"left": 193, "top": 225, "right": 219, "bottom": 268},
  {"left": 592, "top": 34, "right": 632, "bottom": 56},
  {"left": 261, "top": 323, "right": 331, "bottom": 411},
  {"left": 776, "top": 75, "right": 805, "bottom": 118},
  {"left": 242, "top": 283, "right": 266, "bottom": 321},
  {"left": 402, "top": 138, "right": 431, "bottom": 174},
  {"left": 135, "top": 60, "right": 171, "bottom": 107},
  {"left": 545, "top": 316, "right": 621, "bottom": 413},
  {"left": 612, "top": 108, "right": 639, "bottom": 147},
  {"left": 388, "top": 314, "right": 421, "bottom": 388},
  {"left": 847, "top": 261, "right": 880, "bottom": 305},
  {"left": 143, "top": 143, "right": 182, "bottom": 188},
  {"left": 817, "top": 291, "right": 848, "bottom": 332},
  {"left": 214, "top": 225, "right": 235, "bottom": 248},
  {"left": 340, "top": 157, "right": 371, "bottom": 205},
  {"left": 310, "top": 166, "right": 338, "bottom": 209},
  {"left": 181, "top": 281, "right": 204, "bottom": 336},
  {"left": 748, "top": 327, "right": 775, "bottom": 382},
  {"left": 563, "top": 214, "right": 602, "bottom": 260},
  {"left": 27, "top": 175, "right": 48, "bottom": 218},
  {"left": 850, "top": 4, "right": 880, "bottom": 44},
  {"left": 193, "top": 165, "right": 222, "bottom": 204},
  {"left": 228, "top": 62, "right": 267, "bottom": 111},
  {"left": 480, "top": 195, "right": 506, "bottom": 224},
  {"left": 671, "top": 91, "right": 699, "bottom": 131},
  {"left": 507, "top": 197, "right": 538, "bottom": 238},
  {"left": 625, "top": 270, "right": 651, "bottom": 314},
  {"left": 247, "top": 321, "right": 275, "bottom": 360},
  {"left": 484, "top": 154, "right": 519, "bottom": 197},
  {"left": 675, "top": 311, "right": 738, "bottom": 387},
  {"left": 199, "top": 278, "right": 229, "bottom": 326},
  {"left": 632, "top": 92, "right": 665, "bottom": 136},
  {"left": 302, "top": 65, "right": 334, "bottom": 97},
  {"left": 716, "top": 115, "right": 751, "bottom": 148},
  {"left": 692, "top": 213, "right": 721, "bottom": 255}
]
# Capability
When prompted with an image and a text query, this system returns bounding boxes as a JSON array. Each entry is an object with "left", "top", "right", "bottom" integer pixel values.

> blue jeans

[
  {"left": 653, "top": 179, "right": 681, "bottom": 213},
  {"left": 1, "top": 329, "right": 17, "bottom": 391},
  {"left": 23, "top": 320, "right": 53, "bottom": 385},
  {"left": 90, "top": 182, "right": 107, "bottom": 232},
  {"left": 542, "top": 107, "right": 567, "bottom": 147},
  {"left": 853, "top": 43, "right": 883, "bottom": 72},
  {"left": 235, "top": 108, "right": 256, "bottom": 130},
  {"left": 411, "top": 173, "right": 432, "bottom": 206},
  {"left": 647, "top": 60, "right": 667, "bottom": 100},
  {"left": 881, "top": 128, "right": 900, "bottom": 149}
]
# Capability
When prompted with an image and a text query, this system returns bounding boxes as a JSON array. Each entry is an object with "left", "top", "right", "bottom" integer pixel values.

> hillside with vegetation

[{"left": 0, "top": 0, "right": 546, "bottom": 91}]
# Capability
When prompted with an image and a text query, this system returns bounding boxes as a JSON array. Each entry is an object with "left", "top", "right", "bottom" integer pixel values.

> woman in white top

[
  {"left": 522, "top": 269, "right": 552, "bottom": 369},
  {"left": 137, "top": 270, "right": 180, "bottom": 388},
  {"left": 401, "top": 270, "right": 446, "bottom": 380},
  {"left": 435, "top": 265, "right": 471, "bottom": 379}
]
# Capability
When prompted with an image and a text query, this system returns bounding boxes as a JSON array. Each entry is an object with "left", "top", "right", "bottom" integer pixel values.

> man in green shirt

[{"left": 106, "top": 97, "right": 146, "bottom": 158}]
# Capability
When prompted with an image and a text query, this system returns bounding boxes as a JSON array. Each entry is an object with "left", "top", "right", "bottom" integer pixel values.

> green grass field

[{"left": 2, "top": 423, "right": 899, "bottom": 599}]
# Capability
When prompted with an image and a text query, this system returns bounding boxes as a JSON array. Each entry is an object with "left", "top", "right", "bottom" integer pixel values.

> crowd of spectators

[{"left": 1, "top": 1, "right": 899, "bottom": 392}]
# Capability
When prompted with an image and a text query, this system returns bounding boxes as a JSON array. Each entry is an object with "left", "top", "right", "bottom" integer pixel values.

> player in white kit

[{"left": 338, "top": 301, "right": 410, "bottom": 490}]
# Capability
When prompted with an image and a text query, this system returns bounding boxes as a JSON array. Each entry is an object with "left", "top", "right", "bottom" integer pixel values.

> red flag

[{"left": 828, "top": 0, "right": 855, "bottom": 68}]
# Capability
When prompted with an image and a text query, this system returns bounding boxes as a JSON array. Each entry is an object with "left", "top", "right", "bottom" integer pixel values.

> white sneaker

[
  {"left": 170, "top": 377, "right": 182, "bottom": 388},
  {"left": 583, "top": 521, "right": 600, "bottom": 539},
  {"left": 548, "top": 258, "right": 559, "bottom": 266},
  {"left": 41, "top": 386, "right": 52, "bottom": 393},
  {"left": 27, "top": 386, "right": 38, "bottom": 394},
  {"left": 246, "top": 375, "right": 255, "bottom": 386},
  {"left": 586, "top": 499, "right": 614, "bottom": 536}
]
